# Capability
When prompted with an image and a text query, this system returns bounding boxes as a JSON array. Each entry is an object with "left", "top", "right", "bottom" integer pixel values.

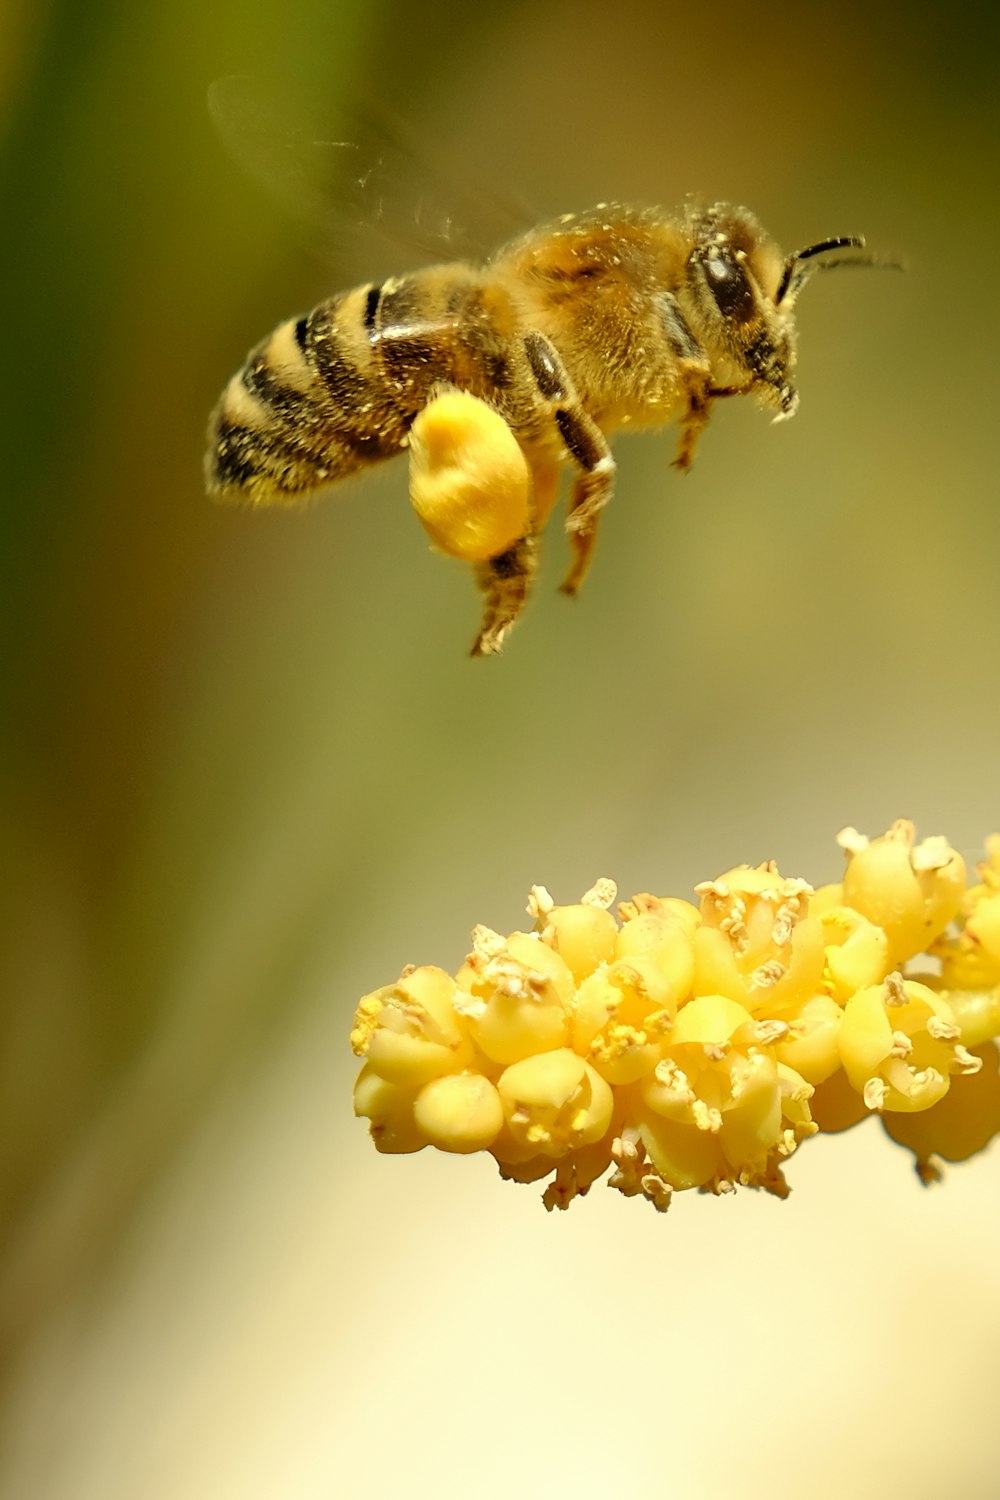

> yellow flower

[
  {"left": 351, "top": 966, "right": 474, "bottom": 1086},
  {"left": 838, "top": 820, "right": 966, "bottom": 964},
  {"left": 616, "top": 896, "right": 697, "bottom": 995},
  {"left": 693, "top": 863, "right": 825, "bottom": 1016},
  {"left": 635, "top": 995, "right": 815, "bottom": 1190},
  {"left": 838, "top": 974, "right": 981, "bottom": 1112},
  {"left": 817, "top": 905, "right": 892, "bottom": 1001},
  {"left": 413, "top": 1073, "right": 505, "bottom": 1154},
  {"left": 350, "top": 828, "right": 1000, "bottom": 1213},
  {"left": 496, "top": 1048, "right": 614, "bottom": 1157},
  {"left": 927, "top": 840, "right": 1000, "bottom": 1042},
  {"left": 572, "top": 957, "right": 675, "bottom": 1084},
  {"left": 931, "top": 984, "right": 1000, "bottom": 1049},
  {"left": 454, "top": 928, "right": 574, "bottom": 1064},
  {"left": 772, "top": 993, "right": 845, "bottom": 1085},
  {"left": 353, "top": 1066, "right": 426, "bottom": 1155},
  {"left": 530, "top": 878, "right": 620, "bottom": 983}
]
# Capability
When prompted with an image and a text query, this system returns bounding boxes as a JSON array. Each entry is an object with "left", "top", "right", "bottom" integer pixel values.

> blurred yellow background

[{"left": 2, "top": 0, "right": 999, "bottom": 1496}]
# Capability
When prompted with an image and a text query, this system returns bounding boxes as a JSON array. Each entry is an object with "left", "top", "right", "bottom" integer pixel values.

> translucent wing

[{"left": 207, "top": 74, "right": 533, "bottom": 269}]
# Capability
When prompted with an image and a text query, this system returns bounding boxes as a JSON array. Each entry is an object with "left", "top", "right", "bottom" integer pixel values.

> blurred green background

[{"left": 2, "top": 1, "right": 999, "bottom": 1495}]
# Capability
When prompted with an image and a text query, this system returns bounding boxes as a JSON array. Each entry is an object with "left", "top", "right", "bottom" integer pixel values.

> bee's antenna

[{"left": 775, "top": 235, "right": 902, "bottom": 305}]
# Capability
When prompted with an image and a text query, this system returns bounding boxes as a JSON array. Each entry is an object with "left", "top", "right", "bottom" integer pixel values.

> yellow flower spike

[
  {"left": 838, "top": 820, "right": 967, "bottom": 963},
  {"left": 773, "top": 993, "right": 845, "bottom": 1085},
  {"left": 350, "top": 820, "right": 1000, "bottom": 1212},
  {"left": 351, "top": 966, "right": 475, "bottom": 1087},
  {"left": 413, "top": 1073, "right": 504, "bottom": 1154},
  {"left": 614, "top": 905, "right": 696, "bottom": 1003},
  {"left": 455, "top": 928, "right": 574, "bottom": 1065},
  {"left": 572, "top": 956, "right": 675, "bottom": 1084},
  {"left": 353, "top": 1065, "right": 427, "bottom": 1155},
  {"left": 818, "top": 905, "right": 892, "bottom": 1002},
  {"left": 529, "top": 879, "right": 620, "bottom": 984},
  {"left": 408, "top": 388, "right": 531, "bottom": 561},
  {"left": 497, "top": 1048, "right": 614, "bottom": 1157},
  {"left": 839, "top": 974, "right": 982, "bottom": 1113}
]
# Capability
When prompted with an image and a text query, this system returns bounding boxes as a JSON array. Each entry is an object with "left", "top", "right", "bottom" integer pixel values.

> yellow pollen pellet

[{"left": 408, "top": 389, "right": 531, "bottom": 561}]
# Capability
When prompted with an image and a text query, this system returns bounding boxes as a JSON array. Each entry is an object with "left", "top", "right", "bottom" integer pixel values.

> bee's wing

[{"left": 207, "top": 74, "right": 533, "bottom": 269}]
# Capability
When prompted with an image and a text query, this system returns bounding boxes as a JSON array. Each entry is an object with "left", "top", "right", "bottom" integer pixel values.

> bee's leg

[
  {"left": 673, "top": 395, "right": 711, "bottom": 472},
  {"left": 469, "top": 453, "right": 557, "bottom": 656},
  {"left": 522, "top": 332, "right": 616, "bottom": 597},
  {"left": 471, "top": 535, "right": 539, "bottom": 656},
  {"left": 672, "top": 367, "right": 716, "bottom": 472},
  {"left": 561, "top": 473, "right": 604, "bottom": 596}
]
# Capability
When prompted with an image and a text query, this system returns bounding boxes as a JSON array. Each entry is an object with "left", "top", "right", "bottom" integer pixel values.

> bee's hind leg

[{"left": 471, "top": 535, "right": 540, "bottom": 656}]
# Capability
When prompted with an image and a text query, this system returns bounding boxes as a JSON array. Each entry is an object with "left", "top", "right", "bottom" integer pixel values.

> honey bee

[{"left": 206, "top": 201, "right": 891, "bottom": 654}]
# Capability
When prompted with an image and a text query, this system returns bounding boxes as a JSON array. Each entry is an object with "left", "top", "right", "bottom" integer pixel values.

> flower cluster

[{"left": 351, "top": 821, "right": 1000, "bottom": 1211}]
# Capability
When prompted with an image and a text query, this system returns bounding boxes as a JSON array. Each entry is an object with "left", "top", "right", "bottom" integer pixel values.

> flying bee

[{"left": 206, "top": 201, "right": 894, "bottom": 654}]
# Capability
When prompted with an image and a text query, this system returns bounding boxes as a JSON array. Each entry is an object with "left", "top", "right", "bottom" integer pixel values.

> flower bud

[
  {"left": 839, "top": 821, "right": 966, "bottom": 963},
  {"left": 413, "top": 1073, "right": 504, "bottom": 1153},
  {"left": 353, "top": 1065, "right": 426, "bottom": 1154},
  {"left": 531, "top": 880, "right": 619, "bottom": 983}
]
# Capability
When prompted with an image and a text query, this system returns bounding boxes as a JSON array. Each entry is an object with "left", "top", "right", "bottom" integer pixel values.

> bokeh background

[{"left": 2, "top": 1, "right": 999, "bottom": 1495}]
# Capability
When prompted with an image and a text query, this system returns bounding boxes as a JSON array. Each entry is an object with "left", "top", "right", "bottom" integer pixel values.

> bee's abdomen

[{"left": 206, "top": 284, "right": 412, "bottom": 504}]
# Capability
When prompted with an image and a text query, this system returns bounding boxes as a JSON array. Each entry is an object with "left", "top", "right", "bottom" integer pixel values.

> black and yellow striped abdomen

[{"left": 205, "top": 264, "right": 521, "bottom": 506}]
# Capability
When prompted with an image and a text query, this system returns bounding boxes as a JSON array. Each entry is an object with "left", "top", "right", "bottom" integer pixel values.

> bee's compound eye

[{"left": 702, "top": 248, "right": 755, "bottom": 323}]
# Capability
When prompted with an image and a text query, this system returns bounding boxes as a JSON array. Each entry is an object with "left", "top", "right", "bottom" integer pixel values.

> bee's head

[{"left": 684, "top": 203, "right": 891, "bottom": 418}]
